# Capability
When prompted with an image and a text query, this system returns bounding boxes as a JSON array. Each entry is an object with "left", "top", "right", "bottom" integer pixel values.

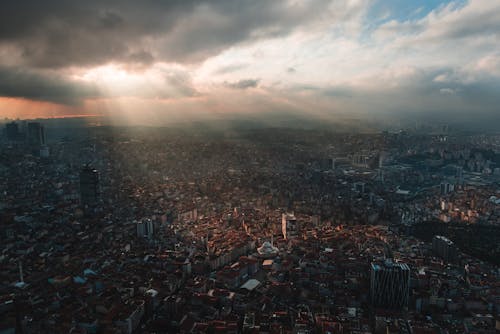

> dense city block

[{"left": 1, "top": 121, "right": 499, "bottom": 333}]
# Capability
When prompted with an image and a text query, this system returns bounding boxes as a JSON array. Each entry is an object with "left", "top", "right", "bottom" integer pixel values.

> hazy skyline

[{"left": 0, "top": 0, "right": 499, "bottom": 125}]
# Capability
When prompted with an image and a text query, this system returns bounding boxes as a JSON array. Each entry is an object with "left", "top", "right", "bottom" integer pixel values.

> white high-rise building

[{"left": 281, "top": 213, "right": 298, "bottom": 240}]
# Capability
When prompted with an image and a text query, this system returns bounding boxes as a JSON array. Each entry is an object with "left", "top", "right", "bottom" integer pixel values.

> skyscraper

[
  {"left": 281, "top": 212, "right": 298, "bottom": 240},
  {"left": 79, "top": 165, "right": 100, "bottom": 207},
  {"left": 370, "top": 260, "right": 410, "bottom": 309},
  {"left": 432, "top": 235, "right": 457, "bottom": 263},
  {"left": 137, "top": 219, "right": 154, "bottom": 238},
  {"left": 5, "top": 122, "right": 20, "bottom": 141},
  {"left": 27, "top": 122, "right": 45, "bottom": 147}
]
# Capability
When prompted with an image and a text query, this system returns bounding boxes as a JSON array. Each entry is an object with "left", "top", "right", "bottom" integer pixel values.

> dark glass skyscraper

[
  {"left": 5, "top": 122, "right": 20, "bottom": 141},
  {"left": 432, "top": 235, "right": 458, "bottom": 263},
  {"left": 27, "top": 122, "right": 45, "bottom": 147},
  {"left": 79, "top": 165, "right": 100, "bottom": 207},
  {"left": 370, "top": 260, "right": 410, "bottom": 309}
]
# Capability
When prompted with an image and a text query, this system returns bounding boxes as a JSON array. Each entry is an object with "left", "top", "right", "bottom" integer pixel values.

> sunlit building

[{"left": 282, "top": 212, "right": 298, "bottom": 240}]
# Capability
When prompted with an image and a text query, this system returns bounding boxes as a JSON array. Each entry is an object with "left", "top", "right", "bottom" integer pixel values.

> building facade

[
  {"left": 79, "top": 165, "right": 100, "bottom": 207},
  {"left": 370, "top": 260, "right": 410, "bottom": 309}
]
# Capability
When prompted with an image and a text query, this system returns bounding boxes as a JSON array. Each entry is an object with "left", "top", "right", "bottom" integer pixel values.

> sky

[{"left": 0, "top": 0, "right": 499, "bottom": 125}]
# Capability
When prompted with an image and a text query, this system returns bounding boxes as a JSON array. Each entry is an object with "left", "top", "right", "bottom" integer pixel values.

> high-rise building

[
  {"left": 281, "top": 212, "right": 298, "bottom": 240},
  {"left": 5, "top": 122, "right": 20, "bottom": 141},
  {"left": 370, "top": 260, "right": 410, "bottom": 309},
  {"left": 137, "top": 219, "right": 154, "bottom": 238},
  {"left": 79, "top": 165, "right": 100, "bottom": 207},
  {"left": 432, "top": 235, "right": 457, "bottom": 263},
  {"left": 319, "top": 158, "right": 334, "bottom": 171},
  {"left": 27, "top": 122, "right": 45, "bottom": 147},
  {"left": 440, "top": 182, "right": 454, "bottom": 195}
]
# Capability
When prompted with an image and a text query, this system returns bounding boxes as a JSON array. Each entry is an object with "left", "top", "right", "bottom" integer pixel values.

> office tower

[
  {"left": 79, "top": 165, "right": 100, "bottom": 207},
  {"left": 432, "top": 235, "right": 457, "bottom": 263},
  {"left": 5, "top": 122, "right": 19, "bottom": 141},
  {"left": 440, "top": 182, "right": 454, "bottom": 195},
  {"left": 27, "top": 122, "right": 45, "bottom": 147},
  {"left": 137, "top": 219, "right": 154, "bottom": 238},
  {"left": 282, "top": 212, "right": 298, "bottom": 240},
  {"left": 370, "top": 260, "right": 410, "bottom": 309}
]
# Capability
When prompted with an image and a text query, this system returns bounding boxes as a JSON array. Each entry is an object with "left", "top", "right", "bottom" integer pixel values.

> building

[
  {"left": 281, "top": 212, "right": 298, "bottom": 240},
  {"left": 352, "top": 154, "right": 369, "bottom": 167},
  {"left": 354, "top": 182, "right": 365, "bottom": 194},
  {"left": 39, "top": 145, "right": 50, "bottom": 158},
  {"left": 257, "top": 241, "right": 278, "bottom": 258},
  {"left": 370, "top": 260, "right": 410, "bottom": 309},
  {"left": 319, "top": 158, "right": 334, "bottom": 171},
  {"left": 440, "top": 182, "right": 454, "bottom": 195},
  {"left": 27, "top": 122, "right": 45, "bottom": 147},
  {"left": 137, "top": 219, "right": 154, "bottom": 238},
  {"left": 79, "top": 165, "right": 99, "bottom": 207},
  {"left": 5, "top": 122, "right": 20, "bottom": 141},
  {"left": 432, "top": 235, "right": 457, "bottom": 263}
]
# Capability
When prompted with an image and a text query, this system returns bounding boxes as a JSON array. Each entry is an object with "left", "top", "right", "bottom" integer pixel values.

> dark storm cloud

[
  {"left": 0, "top": 67, "right": 99, "bottom": 104},
  {"left": 0, "top": 0, "right": 327, "bottom": 69},
  {"left": 0, "top": 65, "right": 201, "bottom": 103},
  {"left": 225, "top": 79, "right": 260, "bottom": 89}
]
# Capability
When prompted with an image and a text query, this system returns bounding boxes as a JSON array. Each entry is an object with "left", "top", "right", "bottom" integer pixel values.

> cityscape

[
  {"left": 1, "top": 120, "right": 499, "bottom": 333},
  {"left": 1, "top": 1, "right": 500, "bottom": 333}
]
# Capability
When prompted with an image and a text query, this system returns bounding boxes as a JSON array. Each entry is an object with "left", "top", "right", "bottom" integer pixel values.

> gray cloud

[
  {"left": 225, "top": 79, "right": 260, "bottom": 89},
  {"left": 278, "top": 65, "right": 500, "bottom": 123},
  {"left": 0, "top": 0, "right": 328, "bottom": 69},
  {"left": 0, "top": 65, "right": 201, "bottom": 103},
  {"left": 213, "top": 63, "right": 249, "bottom": 75},
  {"left": 0, "top": 66, "right": 99, "bottom": 104}
]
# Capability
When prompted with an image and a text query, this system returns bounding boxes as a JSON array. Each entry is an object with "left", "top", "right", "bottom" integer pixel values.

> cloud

[
  {"left": 213, "top": 63, "right": 249, "bottom": 75},
  {"left": 0, "top": 66, "right": 99, "bottom": 104},
  {"left": 1, "top": 0, "right": 499, "bottom": 126},
  {"left": 224, "top": 79, "right": 260, "bottom": 89},
  {"left": 0, "top": 63, "right": 201, "bottom": 104},
  {"left": 439, "top": 88, "right": 456, "bottom": 95},
  {"left": 0, "top": 0, "right": 334, "bottom": 69}
]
